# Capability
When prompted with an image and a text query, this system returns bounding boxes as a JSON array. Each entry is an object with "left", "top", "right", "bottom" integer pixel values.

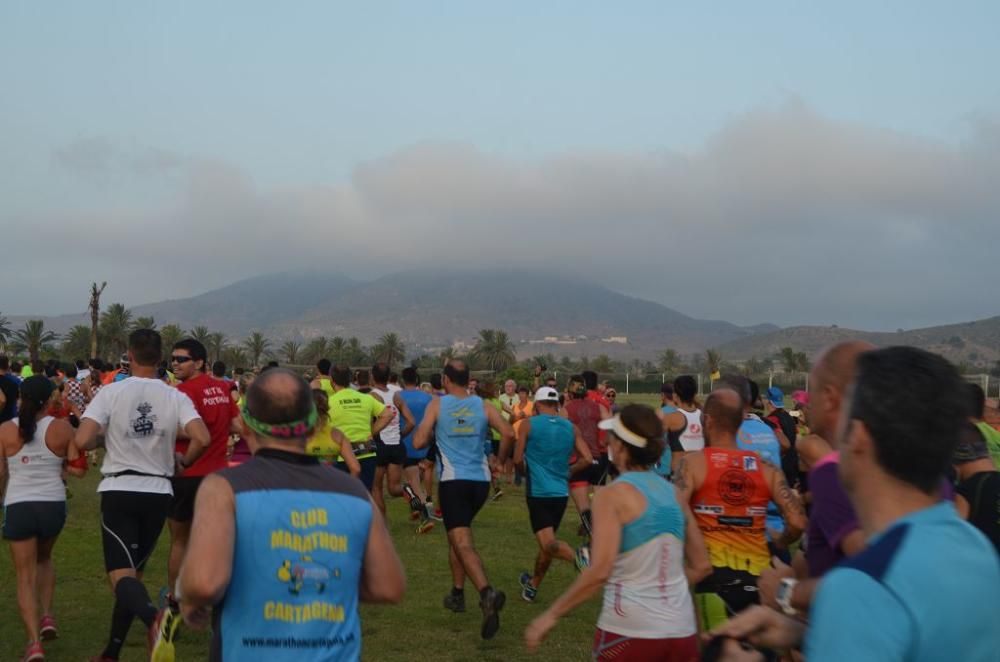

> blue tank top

[
  {"left": 399, "top": 389, "right": 433, "bottom": 459},
  {"left": 212, "top": 449, "right": 372, "bottom": 662},
  {"left": 435, "top": 395, "right": 490, "bottom": 482},
  {"left": 653, "top": 405, "right": 679, "bottom": 478},
  {"left": 738, "top": 416, "right": 785, "bottom": 534},
  {"left": 524, "top": 415, "right": 575, "bottom": 498},
  {"left": 616, "top": 471, "right": 685, "bottom": 553}
]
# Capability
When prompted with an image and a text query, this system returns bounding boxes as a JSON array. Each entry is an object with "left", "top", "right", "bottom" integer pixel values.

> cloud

[{"left": 10, "top": 101, "right": 1000, "bottom": 329}]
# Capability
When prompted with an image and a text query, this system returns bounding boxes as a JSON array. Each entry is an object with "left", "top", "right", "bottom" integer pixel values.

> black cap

[{"left": 20, "top": 375, "right": 55, "bottom": 407}]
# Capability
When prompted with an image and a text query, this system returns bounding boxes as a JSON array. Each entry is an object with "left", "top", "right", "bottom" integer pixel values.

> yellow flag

[{"left": 710, "top": 370, "right": 721, "bottom": 381}]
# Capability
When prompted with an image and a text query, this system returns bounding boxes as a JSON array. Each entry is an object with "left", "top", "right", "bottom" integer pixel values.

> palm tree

[
  {"left": 207, "top": 332, "right": 228, "bottom": 363},
  {"left": 88, "top": 281, "right": 106, "bottom": 359},
  {"left": 189, "top": 325, "right": 212, "bottom": 347},
  {"left": 438, "top": 347, "right": 458, "bottom": 367},
  {"left": 592, "top": 354, "right": 614, "bottom": 373},
  {"left": 302, "top": 336, "right": 330, "bottom": 365},
  {"left": 373, "top": 333, "right": 405, "bottom": 367},
  {"left": 243, "top": 332, "right": 271, "bottom": 367},
  {"left": 13, "top": 320, "right": 59, "bottom": 363},
  {"left": 345, "top": 337, "right": 367, "bottom": 365},
  {"left": 658, "top": 349, "right": 681, "bottom": 375},
  {"left": 159, "top": 324, "right": 184, "bottom": 355},
  {"left": 99, "top": 303, "right": 133, "bottom": 358},
  {"left": 706, "top": 349, "right": 722, "bottom": 377},
  {"left": 132, "top": 316, "right": 156, "bottom": 331},
  {"left": 62, "top": 325, "right": 93, "bottom": 361},
  {"left": 329, "top": 337, "right": 348, "bottom": 365},
  {"left": 222, "top": 346, "right": 249, "bottom": 370},
  {"left": 470, "top": 329, "right": 516, "bottom": 372},
  {"left": 0, "top": 312, "right": 10, "bottom": 351},
  {"left": 281, "top": 340, "right": 302, "bottom": 364}
]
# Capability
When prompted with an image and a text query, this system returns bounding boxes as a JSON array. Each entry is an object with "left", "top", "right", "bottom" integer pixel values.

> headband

[{"left": 241, "top": 403, "right": 318, "bottom": 439}]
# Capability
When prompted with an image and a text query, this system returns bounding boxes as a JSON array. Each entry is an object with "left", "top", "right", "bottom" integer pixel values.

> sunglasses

[{"left": 170, "top": 355, "right": 194, "bottom": 364}]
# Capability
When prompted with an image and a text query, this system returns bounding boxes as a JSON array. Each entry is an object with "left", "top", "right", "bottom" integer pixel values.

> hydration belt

[{"left": 102, "top": 469, "right": 172, "bottom": 479}]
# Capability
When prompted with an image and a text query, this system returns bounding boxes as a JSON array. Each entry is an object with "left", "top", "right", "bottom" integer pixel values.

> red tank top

[
  {"left": 565, "top": 398, "right": 602, "bottom": 454},
  {"left": 692, "top": 448, "right": 772, "bottom": 575}
]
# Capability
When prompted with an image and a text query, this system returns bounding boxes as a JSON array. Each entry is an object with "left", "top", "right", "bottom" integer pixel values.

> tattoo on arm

[
  {"left": 774, "top": 471, "right": 805, "bottom": 518},
  {"left": 673, "top": 456, "right": 689, "bottom": 492}
]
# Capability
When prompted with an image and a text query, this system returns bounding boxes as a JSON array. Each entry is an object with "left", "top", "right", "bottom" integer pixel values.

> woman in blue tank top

[{"left": 525, "top": 405, "right": 712, "bottom": 661}]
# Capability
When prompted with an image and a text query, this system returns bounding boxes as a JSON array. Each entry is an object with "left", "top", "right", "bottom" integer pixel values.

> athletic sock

[
  {"left": 115, "top": 576, "right": 158, "bottom": 627},
  {"left": 101, "top": 599, "right": 135, "bottom": 660},
  {"left": 479, "top": 585, "right": 493, "bottom": 601},
  {"left": 451, "top": 586, "right": 464, "bottom": 597}
]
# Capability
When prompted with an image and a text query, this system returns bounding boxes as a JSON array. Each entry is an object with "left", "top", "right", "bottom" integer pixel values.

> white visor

[{"left": 598, "top": 415, "right": 648, "bottom": 448}]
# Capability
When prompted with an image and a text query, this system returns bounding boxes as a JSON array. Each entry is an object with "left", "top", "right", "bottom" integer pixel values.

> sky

[{"left": 2, "top": 1, "right": 999, "bottom": 331}]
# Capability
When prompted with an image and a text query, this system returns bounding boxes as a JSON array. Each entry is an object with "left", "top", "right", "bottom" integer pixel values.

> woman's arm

[{"left": 335, "top": 429, "right": 362, "bottom": 477}]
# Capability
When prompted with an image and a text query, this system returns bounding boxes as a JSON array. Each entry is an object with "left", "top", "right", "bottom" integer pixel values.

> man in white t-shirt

[{"left": 74, "top": 328, "right": 210, "bottom": 662}]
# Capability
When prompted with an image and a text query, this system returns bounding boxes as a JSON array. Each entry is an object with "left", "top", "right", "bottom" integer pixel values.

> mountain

[
  {"left": 6, "top": 269, "right": 772, "bottom": 357},
  {"left": 717, "top": 317, "right": 1000, "bottom": 368}
]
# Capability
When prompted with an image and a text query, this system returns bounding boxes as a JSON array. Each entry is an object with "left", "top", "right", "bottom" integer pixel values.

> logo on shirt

[
  {"left": 743, "top": 456, "right": 758, "bottom": 472},
  {"left": 131, "top": 402, "right": 157, "bottom": 437},
  {"left": 277, "top": 557, "right": 340, "bottom": 595},
  {"left": 718, "top": 469, "right": 756, "bottom": 506}
]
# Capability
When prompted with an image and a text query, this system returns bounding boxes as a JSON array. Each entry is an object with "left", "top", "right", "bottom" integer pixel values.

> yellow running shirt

[
  {"left": 306, "top": 417, "right": 343, "bottom": 462},
  {"left": 328, "top": 388, "right": 385, "bottom": 443}
]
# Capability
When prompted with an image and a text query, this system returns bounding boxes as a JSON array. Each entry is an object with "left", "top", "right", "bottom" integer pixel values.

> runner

[
  {"left": 309, "top": 358, "right": 336, "bottom": 399},
  {"left": 164, "top": 338, "right": 243, "bottom": 610},
  {"left": 412, "top": 360, "right": 513, "bottom": 640},
  {"left": 673, "top": 388, "right": 805, "bottom": 630},
  {"left": 327, "top": 364, "right": 393, "bottom": 491},
  {"left": 369, "top": 362, "right": 431, "bottom": 531},
  {"left": 966, "top": 383, "right": 1000, "bottom": 468},
  {"left": 513, "top": 387, "right": 593, "bottom": 601},
  {"left": 0, "top": 355, "right": 21, "bottom": 425},
  {"left": 669, "top": 375, "right": 704, "bottom": 475},
  {"left": 525, "top": 404, "right": 711, "bottom": 660},
  {"left": 73, "top": 329, "right": 211, "bottom": 662},
  {"left": 398, "top": 367, "right": 439, "bottom": 524},
  {"left": 655, "top": 382, "right": 687, "bottom": 480},
  {"left": 306, "top": 388, "right": 361, "bottom": 476},
  {"left": 564, "top": 376, "right": 610, "bottom": 539},
  {"left": 176, "top": 368, "right": 405, "bottom": 661},
  {"left": 762, "top": 386, "right": 799, "bottom": 487},
  {"left": 1, "top": 376, "right": 88, "bottom": 662},
  {"left": 710, "top": 347, "right": 1000, "bottom": 661},
  {"left": 953, "top": 422, "right": 1000, "bottom": 553}
]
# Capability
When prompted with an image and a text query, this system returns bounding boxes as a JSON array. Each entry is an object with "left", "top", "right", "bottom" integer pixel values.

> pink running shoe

[
  {"left": 22, "top": 640, "right": 44, "bottom": 662},
  {"left": 39, "top": 614, "right": 57, "bottom": 640}
]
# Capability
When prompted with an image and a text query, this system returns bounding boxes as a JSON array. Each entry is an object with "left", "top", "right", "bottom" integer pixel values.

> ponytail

[{"left": 18, "top": 376, "right": 55, "bottom": 443}]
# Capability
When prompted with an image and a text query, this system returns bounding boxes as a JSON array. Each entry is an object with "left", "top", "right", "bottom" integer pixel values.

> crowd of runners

[{"left": 1, "top": 330, "right": 999, "bottom": 661}]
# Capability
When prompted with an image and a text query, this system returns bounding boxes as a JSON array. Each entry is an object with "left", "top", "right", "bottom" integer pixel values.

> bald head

[
  {"left": 808, "top": 340, "right": 875, "bottom": 439},
  {"left": 703, "top": 388, "right": 743, "bottom": 446},
  {"left": 245, "top": 368, "right": 314, "bottom": 440}
]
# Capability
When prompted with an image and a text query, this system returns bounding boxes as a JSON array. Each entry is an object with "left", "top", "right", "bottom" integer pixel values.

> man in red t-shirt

[{"left": 165, "top": 338, "right": 241, "bottom": 597}]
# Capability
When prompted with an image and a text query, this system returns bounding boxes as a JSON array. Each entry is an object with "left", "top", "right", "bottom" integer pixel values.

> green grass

[{"left": 1, "top": 470, "right": 602, "bottom": 661}]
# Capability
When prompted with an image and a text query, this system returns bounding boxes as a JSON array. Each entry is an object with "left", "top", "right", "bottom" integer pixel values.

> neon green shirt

[
  {"left": 328, "top": 388, "right": 385, "bottom": 444},
  {"left": 316, "top": 377, "right": 336, "bottom": 399},
  {"left": 976, "top": 421, "right": 1000, "bottom": 470}
]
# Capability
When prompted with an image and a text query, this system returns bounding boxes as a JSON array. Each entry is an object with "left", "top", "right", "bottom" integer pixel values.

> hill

[
  {"left": 717, "top": 317, "right": 1000, "bottom": 368},
  {"left": 6, "top": 269, "right": 772, "bottom": 357}
]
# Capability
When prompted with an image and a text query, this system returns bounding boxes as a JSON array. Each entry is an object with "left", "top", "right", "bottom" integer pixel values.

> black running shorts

[
  {"left": 375, "top": 438, "right": 407, "bottom": 467},
  {"left": 526, "top": 496, "right": 568, "bottom": 533},
  {"left": 167, "top": 476, "right": 204, "bottom": 522},
  {"left": 424, "top": 441, "right": 438, "bottom": 464},
  {"left": 438, "top": 480, "right": 489, "bottom": 531},
  {"left": 569, "top": 453, "right": 611, "bottom": 486},
  {"left": 2, "top": 501, "right": 66, "bottom": 541},
  {"left": 100, "top": 490, "right": 171, "bottom": 572}
]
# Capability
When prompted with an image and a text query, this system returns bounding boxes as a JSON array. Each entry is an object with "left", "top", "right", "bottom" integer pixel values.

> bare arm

[
  {"left": 371, "top": 407, "right": 393, "bottom": 437},
  {"left": 767, "top": 465, "right": 806, "bottom": 547},
  {"left": 394, "top": 393, "right": 416, "bottom": 440},
  {"left": 360, "top": 498, "right": 406, "bottom": 603},
  {"left": 513, "top": 419, "right": 530, "bottom": 468},
  {"left": 334, "top": 429, "right": 362, "bottom": 477},
  {"left": 569, "top": 425, "right": 593, "bottom": 474},
  {"left": 179, "top": 418, "right": 211, "bottom": 468},
  {"left": 677, "top": 487, "right": 712, "bottom": 586},
  {"left": 179, "top": 475, "right": 235, "bottom": 607},
  {"left": 54, "top": 420, "right": 87, "bottom": 478},
  {"left": 955, "top": 493, "right": 971, "bottom": 519},
  {"left": 485, "top": 404, "right": 515, "bottom": 463},
  {"left": 412, "top": 398, "right": 439, "bottom": 450},
  {"left": 74, "top": 418, "right": 103, "bottom": 451}
]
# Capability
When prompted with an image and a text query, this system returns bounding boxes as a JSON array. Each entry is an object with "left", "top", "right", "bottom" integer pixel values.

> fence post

[
  {"left": 626, "top": 372, "right": 630, "bottom": 394},
  {"left": 662, "top": 373, "right": 665, "bottom": 384},
  {"left": 697, "top": 373, "right": 703, "bottom": 396}
]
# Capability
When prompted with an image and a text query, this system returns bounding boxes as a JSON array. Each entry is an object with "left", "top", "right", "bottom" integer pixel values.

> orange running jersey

[{"left": 692, "top": 448, "right": 772, "bottom": 575}]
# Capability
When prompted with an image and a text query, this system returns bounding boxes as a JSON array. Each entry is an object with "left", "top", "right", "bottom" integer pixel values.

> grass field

[{"left": 1, "top": 467, "right": 606, "bottom": 661}]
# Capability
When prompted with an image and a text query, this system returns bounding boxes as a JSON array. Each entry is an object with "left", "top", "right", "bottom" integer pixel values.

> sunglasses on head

[{"left": 170, "top": 355, "right": 194, "bottom": 364}]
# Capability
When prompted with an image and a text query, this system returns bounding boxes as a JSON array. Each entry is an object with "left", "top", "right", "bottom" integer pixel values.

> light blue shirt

[
  {"left": 524, "top": 414, "right": 575, "bottom": 498},
  {"left": 807, "top": 502, "right": 1000, "bottom": 662},
  {"left": 435, "top": 395, "right": 490, "bottom": 482},
  {"left": 738, "top": 415, "right": 784, "bottom": 533}
]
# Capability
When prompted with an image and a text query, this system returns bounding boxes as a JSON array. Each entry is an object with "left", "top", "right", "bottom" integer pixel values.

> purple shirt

[{"left": 805, "top": 453, "right": 859, "bottom": 578}]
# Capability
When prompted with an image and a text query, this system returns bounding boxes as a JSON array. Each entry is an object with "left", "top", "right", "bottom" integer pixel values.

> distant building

[{"left": 601, "top": 336, "right": 628, "bottom": 344}]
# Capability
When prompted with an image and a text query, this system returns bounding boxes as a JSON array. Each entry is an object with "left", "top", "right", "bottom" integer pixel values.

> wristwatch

[{"left": 776, "top": 578, "right": 798, "bottom": 616}]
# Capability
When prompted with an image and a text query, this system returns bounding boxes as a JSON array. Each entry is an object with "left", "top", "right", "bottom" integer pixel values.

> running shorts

[
  {"left": 694, "top": 567, "right": 761, "bottom": 631},
  {"left": 2, "top": 501, "right": 67, "bottom": 541},
  {"left": 167, "top": 476, "right": 203, "bottom": 522},
  {"left": 438, "top": 480, "right": 489, "bottom": 531},
  {"left": 100, "top": 490, "right": 171, "bottom": 572},
  {"left": 569, "top": 453, "right": 610, "bottom": 487},
  {"left": 375, "top": 438, "right": 407, "bottom": 467},
  {"left": 424, "top": 441, "right": 438, "bottom": 464},
  {"left": 526, "top": 496, "right": 568, "bottom": 533},
  {"left": 592, "top": 629, "right": 699, "bottom": 662},
  {"left": 404, "top": 456, "right": 422, "bottom": 468},
  {"left": 490, "top": 439, "right": 500, "bottom": 457}
]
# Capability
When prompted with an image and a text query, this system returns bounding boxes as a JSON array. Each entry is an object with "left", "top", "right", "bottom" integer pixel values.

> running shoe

[
  {"left": 490, "top": 487, "right": 504, "bottom": 502},
  {"left": 149, "top": 607, "right": 181, "bottom": 662},
  {"left": 409, "top": 509, "right": 421, "bottom": 521},
  {"left": 39, "top": 614, "right": 57, "bottom": 640},
  {"left": 519, "top": 572, "right": 537, "bottom": 602},
  {"left": 575, "top": 545, "right": 591, "bottom": 571},
  {"left": 21, "top": 641, "right": 43, "bottom": 662},
  {"left": 479, "top": 588, "right": 506, "bottom": 640},
  {"left": 416, "top": 517, "right": 435, "bottom": 534},
  {"left": 443, "top": 591, "right": 466, "bottom": 613}
]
